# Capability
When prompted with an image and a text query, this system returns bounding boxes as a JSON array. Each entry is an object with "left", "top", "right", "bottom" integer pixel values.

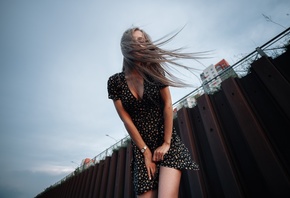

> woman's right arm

[{"left": 113, "top": 99, "right": 156, "bottom": 180}]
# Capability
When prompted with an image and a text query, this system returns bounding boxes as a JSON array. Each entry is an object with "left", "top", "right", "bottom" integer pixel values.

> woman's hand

[
  {"left": 153, "top": 142, "right": 170, "bottom": 162},
  {"left": 143, "top": 149, "right": 156, "bottom": 180}
]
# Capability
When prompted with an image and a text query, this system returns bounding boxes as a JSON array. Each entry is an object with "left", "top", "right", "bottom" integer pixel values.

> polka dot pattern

[{"left": 107, "top": 72, "right": 199, "bottom": 195}]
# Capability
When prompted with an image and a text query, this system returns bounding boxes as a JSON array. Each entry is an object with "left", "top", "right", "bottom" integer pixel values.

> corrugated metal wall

[{"left": 36, "top": 50, "right": 290, "bottom": 198}]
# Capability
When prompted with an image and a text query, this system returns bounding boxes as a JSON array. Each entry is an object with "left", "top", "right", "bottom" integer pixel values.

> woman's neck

[{"left": 124, "top": 68, "right": 142, "bottom": 79}]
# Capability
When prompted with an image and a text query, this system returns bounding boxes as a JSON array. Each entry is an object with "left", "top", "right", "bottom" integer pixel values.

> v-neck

[{"left": 123, "top": 72, "right": 145, "bottom": 101}]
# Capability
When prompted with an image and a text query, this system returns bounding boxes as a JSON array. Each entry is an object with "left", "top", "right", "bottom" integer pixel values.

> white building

[
  {"left": 200, "top": 59, "right": 237, "bottom": 93},
  {"left": 200, "top": 64, "right": 222, "bottom": 93}
]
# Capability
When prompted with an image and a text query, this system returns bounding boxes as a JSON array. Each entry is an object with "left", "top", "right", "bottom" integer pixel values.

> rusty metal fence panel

[
  {"left": 176, "top": 108, "right": 206, "bottom": 197},
  {"left": 106, "top": 151, "right": 118, "bottom": 198},
  {"left": 114, "top": 147, "right": 126, "bottom": 198}
]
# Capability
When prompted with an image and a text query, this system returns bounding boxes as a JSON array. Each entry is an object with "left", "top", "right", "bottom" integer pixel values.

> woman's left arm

[{"left": 153, "top": 86, "right": 173, "bottom": 161}]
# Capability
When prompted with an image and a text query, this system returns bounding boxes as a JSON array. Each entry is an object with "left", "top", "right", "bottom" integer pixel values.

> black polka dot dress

[{"left": 107, "top": 72, "right": 199, "bottom": 195}]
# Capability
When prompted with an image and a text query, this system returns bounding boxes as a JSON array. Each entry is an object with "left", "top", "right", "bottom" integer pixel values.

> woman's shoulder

[
  {"left": 108, "top": 72, "right": 124, "bottom": 80},
  {"left": 107, "top": 72, "right": 125, "bottom": 99},
  {"left": 108, "top": 72, "right": 125, "bottom": 86}
]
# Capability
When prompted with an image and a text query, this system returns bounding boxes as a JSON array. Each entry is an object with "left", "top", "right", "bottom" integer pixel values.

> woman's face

[
  {"left": 132, "top": 30, "right": 145, "bottom": 44},
  {"left": 132, "top": 30, "right": 147, "bottom": 60}
]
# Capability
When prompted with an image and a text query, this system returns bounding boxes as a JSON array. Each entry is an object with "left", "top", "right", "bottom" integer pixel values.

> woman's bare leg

[
  {"left": 158, "top": 166, "right": 181, "bottom": 198},
  {"left": 137, "top": 190, "right": 157, "bottom": 198}
]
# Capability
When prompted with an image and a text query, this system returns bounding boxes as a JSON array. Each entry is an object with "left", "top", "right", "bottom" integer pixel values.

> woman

[{"left": 107, "top": 27, "right": 199, "bottom": 198}]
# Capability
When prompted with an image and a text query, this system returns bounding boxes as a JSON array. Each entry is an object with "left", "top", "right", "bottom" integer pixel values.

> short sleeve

[
  {"left": 154, "top": 79, "right": 168, "bottom": 89},
  {"left": 157, "top": 70, "right": 168, "bottom": 89},
  {"left": 146, "top": 74, "right": 168, "bottom": 89},
  {"left": 157, "top": 82, "right": 168, "bottom": 89},
  {"left": 107, "top": 74, "right": 121, "bottom": 101}
]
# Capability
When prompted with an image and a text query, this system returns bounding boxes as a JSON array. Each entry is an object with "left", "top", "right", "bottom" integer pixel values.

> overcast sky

[{"left": 0, "top": 0, "right": 289, "bottom": 197}]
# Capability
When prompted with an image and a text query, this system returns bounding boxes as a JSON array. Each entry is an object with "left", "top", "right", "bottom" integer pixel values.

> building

[{"left": 200, "top": 59, "right": 237, "bottom": 93}]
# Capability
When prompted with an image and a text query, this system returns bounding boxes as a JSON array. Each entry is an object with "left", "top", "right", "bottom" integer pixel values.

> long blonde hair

[{"left": 120, "top": 27, "right": 207, "bottom": 87}]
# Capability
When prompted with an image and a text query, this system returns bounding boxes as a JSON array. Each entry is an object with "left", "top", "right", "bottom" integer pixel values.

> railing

[
  {"left": 50, "top": 137, "right": 131, "bottom": 189},
  {"left": 173, "top": 26, "right": 290, "bottom": 110}
]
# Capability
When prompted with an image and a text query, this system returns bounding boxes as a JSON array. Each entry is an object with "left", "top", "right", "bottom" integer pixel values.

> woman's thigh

[{"left": 158, "top": 166, "right": 181, "bottom": 198}]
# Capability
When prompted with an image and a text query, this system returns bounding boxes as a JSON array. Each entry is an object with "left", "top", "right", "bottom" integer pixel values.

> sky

[{"left": 0, "top": 0, "right": 289, "bottom": 197}]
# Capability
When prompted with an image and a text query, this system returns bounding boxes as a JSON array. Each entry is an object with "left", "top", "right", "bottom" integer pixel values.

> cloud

[{"left": 30, "top": 164, "right": 74, "bottom": 175}]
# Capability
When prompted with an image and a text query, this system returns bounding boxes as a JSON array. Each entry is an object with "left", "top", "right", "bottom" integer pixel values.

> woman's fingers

[
  {"left": 147, "top": 167, "right": 151, "bottom": 180},
  {"left": 153, "top": 153, "right": 158, "bottom": 161},
  {"left": 159, "top": 152, "right": 164, "bottom": 160},
  {"left": 147, "top": 165, "right": 155, "bottom": 180},
  {"left": 153, "top": 150, "right": 165, "bottom": 161},
  {"left": 153, "top": 150, "right": 158, "bottom": 161},
  {"left": 143, "top": 149, "right": 157, "bottom": 180},
  {"left": 150, "top": 167, "right": 155, "bottom": 178}
]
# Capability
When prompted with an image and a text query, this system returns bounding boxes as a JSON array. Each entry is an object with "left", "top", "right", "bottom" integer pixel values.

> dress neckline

[{"left": 122, "top": 72, "right": 145, "bottom": 101}]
